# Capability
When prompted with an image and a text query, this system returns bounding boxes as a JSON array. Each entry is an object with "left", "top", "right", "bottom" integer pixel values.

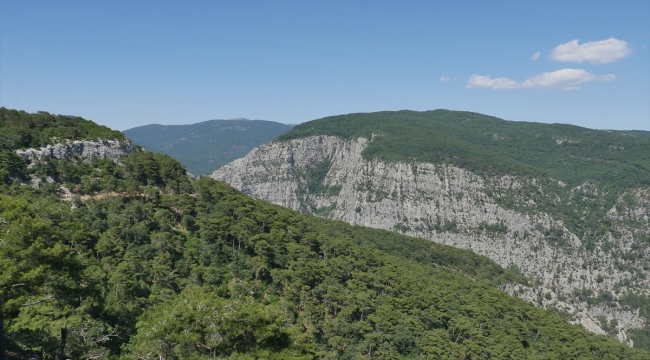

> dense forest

[
  {"left": 1, "top": 109, "right": 648, "bottom": 359},
  {"left": 278, "top": 110, "right": 650, "bottom": 189}
]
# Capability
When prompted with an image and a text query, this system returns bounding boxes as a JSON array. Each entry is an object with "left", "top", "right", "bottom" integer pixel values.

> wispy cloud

[
  {"left": 530, "top": 51, "right": 541, "bottom": 61},
  {"left": 439, "top": 76, "right": 450, "bottom": 83},
  {"left": 550, "top": 38, "right": 631, "bottom": 64},
  {"left": 466, "top": 68, "right": 615, "bottom": 90}
]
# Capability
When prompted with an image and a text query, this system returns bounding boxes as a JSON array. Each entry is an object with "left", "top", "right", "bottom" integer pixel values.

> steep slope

[
  {"left": 3, "top": 108, "right": 648, "bottom": 359},
  {"left": 212, "top": 110, "right": 650, "bottom": 349},
  {"left": 124, "top": 119, "right": 294, "bottom": 175}
]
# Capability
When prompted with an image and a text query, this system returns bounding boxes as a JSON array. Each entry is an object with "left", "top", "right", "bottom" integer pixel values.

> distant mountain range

[{"left": 124, "top": 119, "right": 293, "bottom": 175}]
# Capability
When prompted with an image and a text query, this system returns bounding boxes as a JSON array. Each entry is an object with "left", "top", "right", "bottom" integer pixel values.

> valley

[
  {"left": 1, "top": 107, "right": 648, "bottom": 358},
  {"left": 212, "top": 110, "right": 650, "bottom": 348}
]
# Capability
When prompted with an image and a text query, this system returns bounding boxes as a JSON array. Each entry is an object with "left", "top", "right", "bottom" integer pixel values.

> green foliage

[
  {"left": 0, "top": 107, "right": 128, "bottom": 187},
  {"left": 126, "top": 285, "right": 315, "bottom": 359},
  {"left": 628, "top": 327, "right": 650, "bottom": 352},
  {"left": 123, "top": 152, "right": 192, "bottom": 193},
  {"left": 308, "top": 218, "right": 525, "bottom": 288},
  {"left": 0, "top": 107, "right": 124, "bottom": 150},
  {"left": 303, "top": 156, "right": 332, "bottom": 194},
  {"left": 478, "top": 221, "right": 509, "bottom": 237},
  {"left": 0, "top": 195, "right": 100, "bottom": 357},
  {"left": 278, "top": 110, "right": 649, "bottom": 189},
  {"left": 124, "top": 119, "right": 294, "bottom": 175},
  {"left": 620, "top": 293, "right": 650, "bottom": 319},
  {"left": 587, "top": 291, "right": 615, "bottom": 306},
  {"left": 0, "top": 150, "right": 24, "bottom": 180},
  {"left": 2, "top": 143, "right": 191, "bottom": 195},
  {"left": 2, "top": 178, "right": 647, "bottom": 358},
  {"left": 1, "top": 110, "right": 648, "bottom": 358}
]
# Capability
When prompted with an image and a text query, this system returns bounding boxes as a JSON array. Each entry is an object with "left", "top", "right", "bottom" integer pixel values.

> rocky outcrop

[
  {"left": 16, "top": 139, "right": 137, "bottom": 166},
  {"left": 212, "top": 135, "right": 650, "bottom": 344}
]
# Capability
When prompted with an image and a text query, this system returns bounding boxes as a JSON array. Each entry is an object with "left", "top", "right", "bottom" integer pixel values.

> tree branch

[{"left": 20, "top": 295, "right": 54, "bottom": 307}]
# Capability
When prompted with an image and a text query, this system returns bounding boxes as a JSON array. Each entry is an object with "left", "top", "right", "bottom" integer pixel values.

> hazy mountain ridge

[
  {"left": 212, "top": 110, "right": 650, "bottom": 349},
  {"left": 124, "top": 119, "right": 294, "bottom": 176}
]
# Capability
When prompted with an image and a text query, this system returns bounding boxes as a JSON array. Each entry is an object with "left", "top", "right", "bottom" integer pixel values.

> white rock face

[
  {"left": 16, "top": 139, "right": 137, "bottom": 165},
  {"left": 14, "top": 139, "right": 138, "bottom": 188},
  {"left": 212, "top": 135, "right": 650, "bottom": 344}
]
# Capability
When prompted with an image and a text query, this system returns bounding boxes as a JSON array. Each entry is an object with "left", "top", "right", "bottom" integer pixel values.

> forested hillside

[
  {"left": 279, "top": 110, "right": 649, "bottom": 188},
  {"left": 214, "top": 110, "right": 650, "bottom": 349},
  {"left": 124, "top": 119, "right": 293, "bottom": 176},
  {"left": 0, "top": 107, "right": 125, "bottom": 149},
  {"left": 0, "top": 107, "right": 131, "bottom": 187},
  {"left": 1, "top": 108, "right": 648, "bottom": 359}
]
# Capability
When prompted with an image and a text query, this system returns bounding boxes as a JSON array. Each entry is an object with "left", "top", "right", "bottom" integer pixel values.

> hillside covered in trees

[
  {"left": 278, "top": 110, "right": 649, "bottom": 189},
  {"left": 0, "top": 107, "right": 125, "bottom": 149},
  {"left": 213, "top": 110, "right": 650, "bottom": 348},
  {"left": 1, "top": 109, "right": 648, "bottom": 359}
]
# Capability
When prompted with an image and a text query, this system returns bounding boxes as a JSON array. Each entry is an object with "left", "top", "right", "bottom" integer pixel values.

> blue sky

[{"left": 1, "top": 1, "right": 648, "bottom": 131}]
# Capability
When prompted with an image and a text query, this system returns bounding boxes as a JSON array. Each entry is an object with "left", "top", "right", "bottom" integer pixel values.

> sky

[{"left": 1, "top": 0, "right": 649, "bottom": 131}]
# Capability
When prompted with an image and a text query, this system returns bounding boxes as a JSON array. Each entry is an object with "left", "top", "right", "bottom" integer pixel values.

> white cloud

[
  {"left": 439, "top": 76, "right": 450, "bottom": 83},
  {"left": 467, "top": 75, "right": 519, "bottom": 89},
  {"left": 466, "top": 68, "right": 615, "bottom": 90},
  {"left": 550, "top": 38, "right": 631, "bottom": 64},
  {"left": 530, "top": 51, "right": 541, "bottom": 61}
]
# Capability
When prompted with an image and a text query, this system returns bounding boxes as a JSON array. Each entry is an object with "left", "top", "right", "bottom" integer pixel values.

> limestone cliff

[
  {"left": 16, "top": 139, "right": 137, "bottom": 165},
  {"left": 212, "top": 135, "right": 650, "bottom": 346},
  {"left": 14, "top": 139, "right": 138, "bottom": 189}
]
